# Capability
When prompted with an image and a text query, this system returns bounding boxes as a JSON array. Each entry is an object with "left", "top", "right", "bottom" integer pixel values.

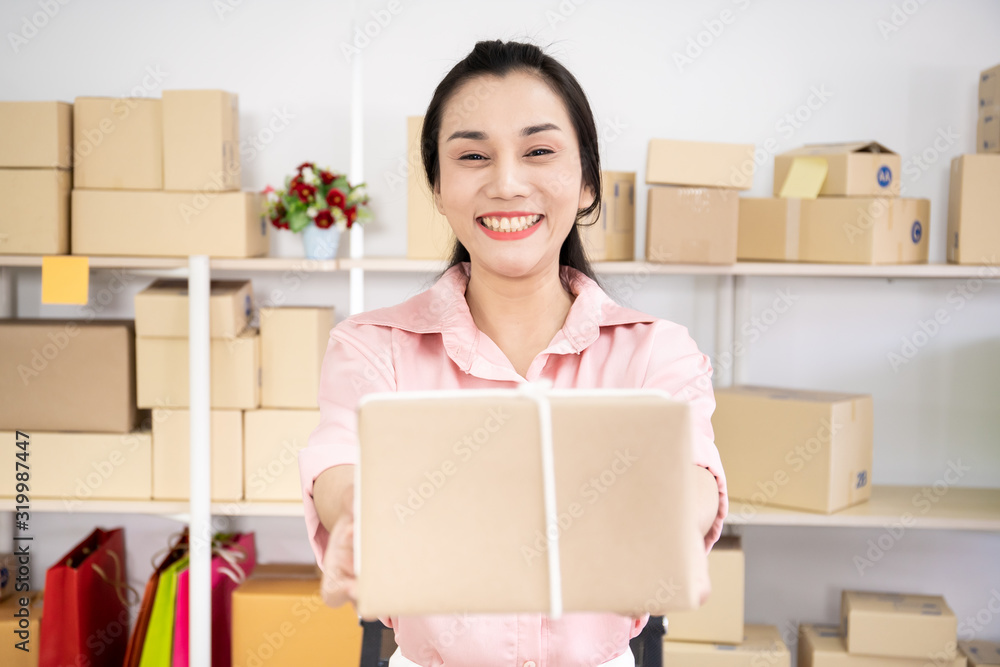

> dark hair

[{"left": 421, "top": 39, "right": 602, "bottom": 288}]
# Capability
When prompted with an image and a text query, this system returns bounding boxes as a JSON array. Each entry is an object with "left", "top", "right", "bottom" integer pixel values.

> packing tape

[
  {"left": 785, "top": 199, "right": 802, "bottom": 261},
  {"left": 516, "top": 379, "right": 563, "bottom": 619}
]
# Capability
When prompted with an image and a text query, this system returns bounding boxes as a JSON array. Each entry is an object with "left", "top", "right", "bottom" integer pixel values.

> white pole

[
  {"left": 188, "top": 255, "right": 212, "bottom": 666},
  {"left": 349, "top": 27, "right": 365, "bottom": 316}
]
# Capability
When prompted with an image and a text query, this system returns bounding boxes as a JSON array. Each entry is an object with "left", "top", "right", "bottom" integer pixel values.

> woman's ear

[
  {"left": 433, "top": 184, "right": 446, "bottom": 215},
  {"left": 578, "top": 182, "right": 596, "bottom": 211}
]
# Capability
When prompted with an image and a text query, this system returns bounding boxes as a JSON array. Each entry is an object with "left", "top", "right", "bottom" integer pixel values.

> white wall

[{"left": 3, "top": 0, "right": 999, "bottom": 656}]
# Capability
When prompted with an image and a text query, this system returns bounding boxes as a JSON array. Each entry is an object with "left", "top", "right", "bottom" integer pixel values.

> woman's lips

[{"left": 477, "top": 214, "right": 544, "bottom": 241}]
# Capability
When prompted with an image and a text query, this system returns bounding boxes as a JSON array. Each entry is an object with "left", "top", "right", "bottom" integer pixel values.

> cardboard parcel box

[
  {"left": 151, "top": 408, "right": 243, "bottom": 501},
  {"left": 135, "top": 279, "right": 253, "bottom": 338},
  {"left": 799, "top": 624, "right": 966, "bottom": 667},
  {"left": 961, "top": 641, "right": 1000, "bottom": 667},
  {"left": 842, "top": 591, "right": 958, "bottom": 660},
  {"left": 665, "top": 535, "right": 744, "bottom": 644},
  {"left": 0, "top": 319, "right": 137, "bottom": 433},
  {"left": 662, "top": 624, "right": 790, "bottom": 667},
  {"left": 0, "top": 168, "right": 71, "bottom": 255},
  {"left": 259, "top": 307, "right": 334, "bottom": 409},
  {"left": 162, "top": 89, "right": 240, "bottom": 191},
  {"left": 356, "top": 387, "right": 709, "bottom": 618},
  {"left": 73, "top": 96, "right": 162, "bottom": 190},
  {"left": 738, "top": 197, "right": 929, "bottom": 264},
  {"left": 947, "top": 154, "right": 1000, "bottom": 264},
  {"left": 71, "top": 189, "right": 268, "bottom": 258},
  {"left": 646, "top": 138, "right": 755, "bottom": 189},
  {"left": 0, "top": 101, "right": 72, "bottom": 168},
  {"left": 713, "top": 386, "right": 873, "bottom": 514},
  {"left": 579, "top": 171, "right": 636, "bottom": 261},
  {"left": 774, "top": 142, "right": 901, "bottom": 196},
  {"left": 646, "top": 186, "right": 739, "bottom": 264},
  {"left": 0, "top": 591, "right": 41, "bottom": 667}
]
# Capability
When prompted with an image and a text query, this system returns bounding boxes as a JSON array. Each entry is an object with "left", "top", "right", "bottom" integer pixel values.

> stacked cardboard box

[
  {"left": 407, "top": 115, "right": 454, "bottom": 259},
  {"left": 645, "top": 139, "right": 755, "bottom": 264},
  {"left": 71, "top": 90, "right": 268, "bottom": 257},
  {"left": 740, "top": 142, "right": 930, "bottom": 264},
  {"left": 712, "top": 386, "right": 874, "bottom": 514},
  {"left": 241, "top": 306, "right": 332, "bottom": 502},
  {"left": 135, "top": 279, "right": 260, "bottom": 410},
  {"left": 0, "top": 102, "right": 73, "bottom": 254},
  {"left": 0, "top": 591, "right": 42, "bottom": 667},
  {"left": 799, "top": 591, "right": 965, "bottom": 666},
  {"left": 961, "top": 640, "right": 1000, "bottom": 667},
  {"left": 579, "top": 171, "right": 636, "bottom": 261},
  {"left": 943, "top": 60, "right": 1000, "bottom": 265},
  {"left": 663, "top": 624, "right": 790, "bottom": 666},
  {"left": 978, "top": 64, "right": 999, "bottom": 154},
  {"left": 665, "top": 535, "right": 745, "bottom": 645}
]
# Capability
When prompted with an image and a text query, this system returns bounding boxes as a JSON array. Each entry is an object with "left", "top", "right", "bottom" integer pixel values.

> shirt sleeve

[
  {"left": 640, "top": 320, "right": 728, "bottom": 552},
  {"left": 298, "top": 320, "right": 396, "bottom": 568}
]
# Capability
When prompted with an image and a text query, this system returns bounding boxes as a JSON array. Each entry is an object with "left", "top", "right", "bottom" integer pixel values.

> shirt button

[{"left": 523, "top": 662, "right": 536, "bottom": 667}]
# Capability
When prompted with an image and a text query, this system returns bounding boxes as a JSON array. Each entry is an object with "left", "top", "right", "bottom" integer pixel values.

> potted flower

[{"left": 263, "top": 162, "right": 371, "bottom": 260}]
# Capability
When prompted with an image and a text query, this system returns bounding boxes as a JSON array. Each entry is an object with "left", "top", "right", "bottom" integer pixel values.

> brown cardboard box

[
  {"left": 646, "top": 138, "right": 755, "bottom": 189},
  {"left": 713, "top": 386, "right": 873, "bottom": 514},
  {"left": 0, "top": 591, "right": 41, "bottom": 667},
  {"left": 738, "top": 198, "right": 802, "bottom": 261},
  {"left": 71, "top": 189, "right": 268, "bottom": 258},
  {"left": 978, "top": 108, "right": 1000, "bottom": 154},
  {"left": 0, "top": 319, "right": 136, "bottom": 433},
  {"left": 73, "top": 97, "right": 162, "bottom": 190},
  {"left": 162, "top": 90, "right": 240, "bottom": 191},
  {"left": 738, "top": 197, "right": 929, "bottom": 264},
  {"left": 980, "top": 64, "right": 1000, "bottom": 109},
  {"left": 580, "top": 171, "right": 635, "bottom": 261},
  {"left": 842, "top": 591, "right": 958, "bottom": 659},
  {"left": 662, "top": 625, "right": 790, "bottom": 666},
  {"left": 243, "top": 409, "right": 320, "bottom": 501},
  {"left": 665, "top": 536, "right": 744, "bottom": 644},
  {"left": 0, "top": 169, "right": 71, "bottom": 254},
  {"left": 407, "top": 116, "right": 454, "bottom": 259},
  {"left": 135, "top": 279, "right": 253, "bottom": 338},
  {"left": 948, "top": 154, "right": 1000, "bottom": 264},
  {"left": 774, "top": 143, "right": 901, "bottom": 197},
  {"left": 251, "top": 563, "right": 322, "bottom": 578},
  {"left": 151, "top": 408, "right": 243, "bottom": 501},
  {"left": 356, "top": 390, "right": 708, "bottom": 617},
  {"left": 259, "top": 307, "right": 333, "bottom": 409},
  {"left": 231, "top": 573, "right": 362, "bottom": 667},
  {"left": 0, "top": 102, "right": 72, "bottom": 168},
  {"left": 136, "top": 329, "right": 260, "bottom": 409},
  {"left": 961, "top": 640, "right": 1000, "bottom": 667},
  {"left": 0, "top": 430, "right": 151, "bottom": 501},
  {"left": 800, "top": 624, "right": 966, "bottom": 667},
  {"left": 646, "top": 186, "right": 739, "bottom": 264}
]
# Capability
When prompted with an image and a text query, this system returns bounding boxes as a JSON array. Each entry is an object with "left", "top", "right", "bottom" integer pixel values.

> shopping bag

[
  {"left": 39, "top": 527, "right": 131, "bottom": 667},
  {"left": 172, "top": 532, "right": 257, "bottom": 667},
  {"left": 124, "top": 531, "right": 189, "bottom": 667},
  {"left": 138, "top": 555, "right": 188, "bottom": 667}
]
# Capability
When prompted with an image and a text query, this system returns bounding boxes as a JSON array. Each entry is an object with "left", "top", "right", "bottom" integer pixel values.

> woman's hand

[{"left": 320, "top": 483, "right": 358, "bottom": 609}]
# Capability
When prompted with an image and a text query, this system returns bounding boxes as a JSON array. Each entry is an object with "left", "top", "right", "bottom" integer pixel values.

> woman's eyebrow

[{"left": 445, "top": 123, "right": 562, "bottom": 142}]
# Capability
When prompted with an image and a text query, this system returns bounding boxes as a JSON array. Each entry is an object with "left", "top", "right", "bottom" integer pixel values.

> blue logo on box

[
  {"left": 911, "top": 220, "right": 922, "bottom": 244},
  {"left": 260, "top": 215, "right": 267, "bottom": 235},
  {"left": 877, "top": 165, "right": 892, "bottom": 188},
  {"left": 244, "top": 294, "right": 251, "bottom": 318}
]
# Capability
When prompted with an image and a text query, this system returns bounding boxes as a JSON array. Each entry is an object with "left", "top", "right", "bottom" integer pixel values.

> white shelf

[
  {"left": 0, "top": 498, "right": 306, "bottom": 517},
  {"left": 726, "top": 485, "right": 1000, "bottom": 531},
  {"left": 3, "top": 255, "right": 996, "bottom": 279},
  {"left": 5, "top": 487, "right": 999, "bottom": 529}
]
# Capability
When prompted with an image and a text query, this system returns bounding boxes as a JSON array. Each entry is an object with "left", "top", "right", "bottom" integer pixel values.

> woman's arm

[
  {"left": 693, "top": 464, "right": 721, "bottom": 539},
  {"left": 313, "top": 464, "right": 355, "bottom": 533}
]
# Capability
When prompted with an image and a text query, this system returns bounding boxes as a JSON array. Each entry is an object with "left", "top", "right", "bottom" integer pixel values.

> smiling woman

[{"left": 299, "top": 39, "right": 728, "bottom": 667}]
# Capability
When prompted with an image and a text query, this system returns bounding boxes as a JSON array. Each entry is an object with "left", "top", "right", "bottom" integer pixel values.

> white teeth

[{"left": 480, "top": 214, "right": 541, "bottom": 232}]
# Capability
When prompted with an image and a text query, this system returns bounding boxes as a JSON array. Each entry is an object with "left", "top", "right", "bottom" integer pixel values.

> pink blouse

[{"left": 298, "top": 261, "right": 728, "bottom": 667}]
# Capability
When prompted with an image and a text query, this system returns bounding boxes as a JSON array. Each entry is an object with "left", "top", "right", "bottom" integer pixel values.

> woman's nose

[{"left": 485, "top": 154, "right": 531, "bottom": 200}]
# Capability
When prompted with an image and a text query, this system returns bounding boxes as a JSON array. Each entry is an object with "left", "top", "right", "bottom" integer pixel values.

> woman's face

[{"left": 434, "top": 71, "right": 593, "bottom": 279}]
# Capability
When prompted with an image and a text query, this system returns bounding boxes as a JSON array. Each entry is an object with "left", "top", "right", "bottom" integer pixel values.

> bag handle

[{"left": 92, "top": 550, "right": 141, "bottom": 608}]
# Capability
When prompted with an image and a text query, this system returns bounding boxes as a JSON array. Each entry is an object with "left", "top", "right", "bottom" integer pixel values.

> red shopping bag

[{"left": 39, "top": 527, "right": 131, "bottom": 667}]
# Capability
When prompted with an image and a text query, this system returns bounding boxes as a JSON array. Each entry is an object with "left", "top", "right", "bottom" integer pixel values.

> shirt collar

[{"left": 350, "top": 261, "right": 657, "bottom": 373}]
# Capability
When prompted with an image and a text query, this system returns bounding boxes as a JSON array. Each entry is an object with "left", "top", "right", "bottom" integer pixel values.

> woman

[{"left": 299, "top": 39, "right": 728, "bottom": 667}]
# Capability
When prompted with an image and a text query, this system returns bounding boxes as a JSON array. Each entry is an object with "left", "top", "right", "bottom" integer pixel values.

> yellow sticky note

[
  {"left": 41, "top": 256, "right": 89, "bottom": 305},
  {"left": 779, "top": 156, "right": 828, "bottom": 199}
]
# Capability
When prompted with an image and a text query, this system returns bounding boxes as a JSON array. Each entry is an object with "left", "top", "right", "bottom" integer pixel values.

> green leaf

[{"left": 288, "top": 209, "right": 311, "bottom": 233}]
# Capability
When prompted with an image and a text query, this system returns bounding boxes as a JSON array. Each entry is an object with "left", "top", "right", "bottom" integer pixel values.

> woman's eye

[
  {"left": 460, "top": 153, "right": 486, "bottom": 161},
  {"left": 528, "top": 148, "right": 554, "bottom": 157}
]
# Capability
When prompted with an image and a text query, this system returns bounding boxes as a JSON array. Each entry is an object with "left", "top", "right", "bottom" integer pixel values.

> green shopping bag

[{"left": 138, "top": 555, "right": 188, "bottom": 667}]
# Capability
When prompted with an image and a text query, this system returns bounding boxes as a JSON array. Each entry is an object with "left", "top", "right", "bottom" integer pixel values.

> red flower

[
  {"left": 320, "top": 170, "right": 335, "bottom": 185},
  {"left": 326, "top": 188, "right": 346, "bottom": 209},
  {"left": 262, "top": 185, "right": 275, "bottom": 195},
  {"left": 292, "top": 182, "right": 316, "bottom": 203},
  {"left": 270, "top": 215, "right": 289, "bottom": 230},
  {"left": 296, "top": 162, "right": 312, "bottom": 173},
  {"left": 345, "top": 206, "right": 358, "bottom": 227},
  {"left": 314, "top": 209, "right": 333, "bottom": 229}
]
